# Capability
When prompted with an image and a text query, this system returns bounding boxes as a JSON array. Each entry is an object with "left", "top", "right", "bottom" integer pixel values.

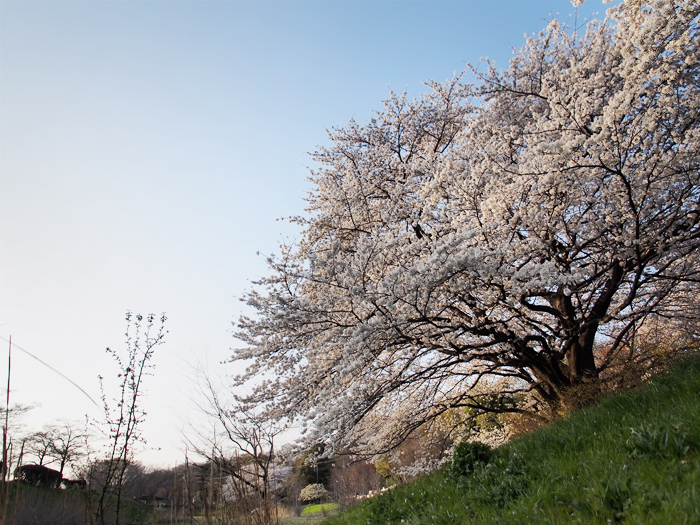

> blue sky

[{"left": 1, "top": 0, "right": 613, "bottom": 468}]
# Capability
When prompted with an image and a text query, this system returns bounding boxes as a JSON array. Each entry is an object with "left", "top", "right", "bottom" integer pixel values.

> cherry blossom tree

[
  {"left": 233, "top": 0, "right": 700, "bottom": 455},
  {"left": 299, "top": 483, "right": 329, "bottom": 504}
]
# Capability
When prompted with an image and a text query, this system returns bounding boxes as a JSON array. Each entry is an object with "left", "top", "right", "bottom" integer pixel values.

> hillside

[
  {"left": 1, "top": 483, "right": 152, "bottom": 525},
  {"left": 324, "top": 354, "right": 700, "bottom": 524}
]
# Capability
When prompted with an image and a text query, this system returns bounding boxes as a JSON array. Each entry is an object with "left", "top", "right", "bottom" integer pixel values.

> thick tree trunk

[
  {"left": 566, "top": 326, "right": 599, "bottom": 383},
  {"left": 560, "top": 326, "right": 601, "bottom": 411},
  {"left": 524, "top": 325, "right": 602, "bottom": 416}
]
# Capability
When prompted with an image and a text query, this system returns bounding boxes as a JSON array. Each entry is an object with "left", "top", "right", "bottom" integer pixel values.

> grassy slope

[
  {"left": 324, "top": 354, "right": 700, "bottom": 524},
  {"left": 4, "top": 482, "right": 153, "bottom": 525}
]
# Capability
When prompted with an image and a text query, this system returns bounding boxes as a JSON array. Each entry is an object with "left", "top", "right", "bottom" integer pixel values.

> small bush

[{"left": 446, "top": 441, "right": 492, "bottom": 479}]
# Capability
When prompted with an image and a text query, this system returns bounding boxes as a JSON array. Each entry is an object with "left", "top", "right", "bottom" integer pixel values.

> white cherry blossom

[{"left": 232, "top": 0, "right": 700, "bottom": 454}]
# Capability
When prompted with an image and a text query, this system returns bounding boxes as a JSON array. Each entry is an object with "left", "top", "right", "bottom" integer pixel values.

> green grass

[
  {"left": 324, "top": 353, "right": 700, "bottom": 524},
  {"left": 302, "top": 503, "right": 340, "bottom": 516}
]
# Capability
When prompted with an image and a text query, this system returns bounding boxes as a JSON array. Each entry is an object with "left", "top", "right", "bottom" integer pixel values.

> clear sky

[{"left": 1, "top": 0, "right": 614, "bottom": 469}]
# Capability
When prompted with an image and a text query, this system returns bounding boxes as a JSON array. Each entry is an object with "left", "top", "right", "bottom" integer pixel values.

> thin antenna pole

[
  {"left": 3, "top": 336, "right": 10, "bottom": 479},
  {"left": 1, "top": 335, "right": 11, "bottom": 523}
]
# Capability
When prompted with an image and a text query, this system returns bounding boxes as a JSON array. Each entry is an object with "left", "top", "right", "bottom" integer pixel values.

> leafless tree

[
  {"left": 90, "top": 312, "right": 166, "bottom": 525},
  {"left": 25, "top": 421, "right": 85, "bottom": 478},
  {"left": 187, "top": 369, "right": 280, "bottom": 524}
]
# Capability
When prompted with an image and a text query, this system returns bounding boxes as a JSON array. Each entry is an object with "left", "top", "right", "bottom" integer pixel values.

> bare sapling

[
  {"left": 92, "top": 312, "right": 166, "bottom": 525},
  {"left": 188, "top": 368, "right": 280, "bottom": 524}
]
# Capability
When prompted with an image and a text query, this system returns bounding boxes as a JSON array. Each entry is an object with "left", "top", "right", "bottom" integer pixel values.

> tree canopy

[{"left": 233, "top": 0, "right": 700, "bottom": 455}]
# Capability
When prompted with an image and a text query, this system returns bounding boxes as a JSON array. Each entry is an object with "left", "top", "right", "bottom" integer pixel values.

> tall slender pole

[
  {"left": 4, "top": 336, "right": 11, "bottom": 479},
  {"left": 1, "top": 336, "right": 12, "bottom": 524}
]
